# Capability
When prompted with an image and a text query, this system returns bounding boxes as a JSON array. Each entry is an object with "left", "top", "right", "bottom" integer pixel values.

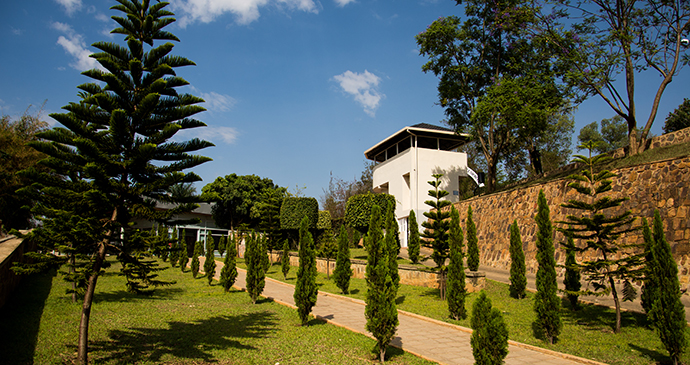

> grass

[
  {"left": 0, "top": 260, "right": 435, "bottom": 365},
  {"left": 258, "top": 259, "right": 690, "bottom": 365}
]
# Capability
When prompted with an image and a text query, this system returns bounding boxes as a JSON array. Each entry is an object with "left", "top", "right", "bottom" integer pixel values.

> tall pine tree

[
  {"left": 365, "top": 205, "right": 398, "bottom": 362},
  {"left": 245, "top": 231, "right": 266, "bottom": 304},
  {"left": 421, "top": 174, "right": 452, "bottom": 268},
  {"left": 294, "top": 216, "right": 318, "bottom": 325},
  {"left": 447, "top": 206, "right": 467, "bottom": 320},
  {"left": 10, "top": 1, "right": 212, "bottom": 362},
  {"left": 558, "top": 141, "right": 640, "bottom": 333},
  {"left": 648, "top": 210, "right": 687, "bottom": 365},
  {"left": 466, "top": 205, "right": 479, "bottom": 272},
  {"left": 509, "top": 220, "right": 527, "bottom": 299},
  {"left": 333, "top": 224, "right": 353, "bottom": 294},
  {"left": 407, "top": 210, "right": 421, "bottom": 264},
  {"left": 534, "top": 190, "right": 561, "bottom": 344}
]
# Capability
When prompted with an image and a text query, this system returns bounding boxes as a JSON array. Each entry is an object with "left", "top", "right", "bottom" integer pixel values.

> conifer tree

[
  {"left": 470, "top": 291, "right": 509, "bottom": 365},
  {"left": 509, "top": 220, "right": 527, "bottom": 299},
  {"left": 365, "top": 205, "right": 398, "bottom": 362},
  {"left": 218, "top": 235, "right": 226, "bottom": 258},
  {"left": 245, "top": 231, "right": 266, "bottom": 304},
  {"left": 534, "top": 190, "right": 561, "bottom": 344},
  {"left": 557, "top": 141, "right": 639, "bottom": 333},
  {"left": 294, "top": 216, "right": 318, "bottom": 325},
  {"left": 563, "top": 233, "right": 581, "bottom": 309},
  {"left": 648, "top": 210, "right": 687, "bottom": 365},
  {"left": 204, "top": 235, "right": 216, "bottom": 284},
  {"left": 421, "top": 174, "right": 452, "bottom": 268},
  {"left": 191, "top": 240, "right": 202, "bottom": 278},
  {"left": 179, "top": 229, "right": 188, "bottom": 271},
  {"left": 407, "top": 210, "right": 421, "bottom": 264},
  {"left": 281, "top": 238, "right": 290, "bottom": 279},
  {"left": 447, "top": 206, "right": 467, "bottom": 320},
  {"left": 466, "top": 205, "right": 479, "bottom": 271},
  {"left": 169, "top": 226, "right": 179, "bottom": 268},
  {"left": 219, "top": 232, "right": 237, "bottom": 292},
  {"left": 9, "top": 2, "right": 213, "bottom": 362},
  {"left": 385, "top": 208, "right": 400, "bottom": 291},
  {"left": 260, "top": 234, "right": 271, "bottom": 273},
  {"left": 640, "top": 218, "right": 658, "bottom": 315},
  {"left": 333, "top": 224, "right": 353, "bottom": 294}
]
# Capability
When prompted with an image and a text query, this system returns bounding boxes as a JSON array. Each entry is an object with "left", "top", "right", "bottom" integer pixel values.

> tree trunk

[
  {"left": 609, "top": 276, "right": 622, "bottom": 333},
  {"left": 380, "top": 347, "right": 386, "bottom": 363},
  {"left": 326, "top": 258, "right": 330, "bottom": 279},
  {"left": 70, "top": 253, "right": 77, "bottom": 304},
  {"left": 77, "top": 239, "right": 108, "bottom": 364}
]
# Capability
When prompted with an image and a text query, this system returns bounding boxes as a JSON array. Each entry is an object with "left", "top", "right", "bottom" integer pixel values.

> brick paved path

[{"left": 201, "top": 258, "right": 603, "bottom": 365}]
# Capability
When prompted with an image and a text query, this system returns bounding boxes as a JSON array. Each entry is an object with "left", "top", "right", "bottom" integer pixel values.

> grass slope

[{"left": 0, "top": 261, "right": 433, "bottom": 365}]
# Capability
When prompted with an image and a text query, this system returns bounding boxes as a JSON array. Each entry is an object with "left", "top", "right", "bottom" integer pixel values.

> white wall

[{"left": 372, "top": 147, "right": 468, "bottom": 246}]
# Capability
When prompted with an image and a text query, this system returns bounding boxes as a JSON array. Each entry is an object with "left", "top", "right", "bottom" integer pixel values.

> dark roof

[
  {"left": 155, "top": 201, "right": 214, "bottom": 215},
  {"left": 409, "top": 123, "right": 455, "bottom": 132}
]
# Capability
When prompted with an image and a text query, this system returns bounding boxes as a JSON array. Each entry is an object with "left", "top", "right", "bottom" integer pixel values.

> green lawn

[
  {"left": 260, "top": 259, "right": 690, "bottom": 365},
  {"left": 0, "top": 260, "right": 434, "bottom": 365}
]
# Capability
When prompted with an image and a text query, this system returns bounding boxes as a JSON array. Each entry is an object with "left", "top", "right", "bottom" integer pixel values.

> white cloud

[
  {"left": 332, "top": 70, "right": 384, "bottom": 117},
  {"left": 51, "top": 22, "right": 101, "bottom": 71},
  {"left": 170, "top": 0, "right": 318, "bottom": 27},
  {"left": 334, "top": 0, "right": 356, "bottom": 6},
  {"left": 201, "top": 92, "right": 237, "bottom": 112},
  {"left": 54, "top": 0, "right": 82, "bottom": 16}
]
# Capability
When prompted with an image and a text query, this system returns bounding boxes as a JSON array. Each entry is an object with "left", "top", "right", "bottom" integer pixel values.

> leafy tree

[
  {"left": 204, "top": 235, "right": 216, "bottom": 284},
  {"left": 470, "top": 291, "right": 509, "bottom": 365},
  {"left": 333, "top": 224, "right": 353, "bottom": 294},
  {"left": 529, "top": 0, "right": 690, "bottom": 155},
  {"left": 344, "top": 192, "right": 395, "bottom": 236},
  {"left": 663, "top": 98, "right": 690, "bottom": 134},
  {"left": 466, "top": 205, "right": 479, "bottom": 272},
  {"left": 640, "top": 218, "right": 658, "bottom": 315},
  {"left": 10, "top": 2, "right": 212, "bottom": 363},
  {"left": 245, "top": 231, "right": 265, "bottom": 304},
  {"left": 447, "top": 206, "right": 467, "bottom": 320},
  {"left": 280, "top": 238, "right": 290, "bottom": 279},
  {"left": 648, "top": 210, "right": 687, "bottom": 365},
  {"left": 534, "top": 190, "right": 561, "bottom": 344},
  {"left": 319, "top": 161, "right": 374, "bottom": 231},
  {"left": 563, "top": 233, "right": 581, "bottom": 309},
  {"left": 191, "top": 240, "right": 202, "bottom": 278},
  {"left": 509, "top": 220, "right": 527, "bottom": 299},
  {"left": 364, "top": 205, "right": 398, "bottom": 363},
  {"left": 557, "top": 142, "right": 640, "bottom": 333},
  {"left": 202, "top": 174, "right": 285, "bottom": 231},
  {"left": 416, "top": 1, "right": 570, "bottom": 192},
  {"left": 294, "top": 216, "right": 318, "bottom": 325},
  {"left": 421, "top": 174, "right": 452, "bottom": 268},
  {"left": 577, "top": 116, "right": 628, "bottom": 154},
  {"left": 219, "top": 232, "right": 237, "bottom": 292},
  {"left": 0, "top": 106, "right": 48, "bottom": 230},
  {"left": 407, "top": 210, "right": 421, "bottom": 264}
]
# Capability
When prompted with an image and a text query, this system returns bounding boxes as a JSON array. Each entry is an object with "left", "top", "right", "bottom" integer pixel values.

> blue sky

[{"left": 1, "top": 0, "right": 688, "bottom": 204}]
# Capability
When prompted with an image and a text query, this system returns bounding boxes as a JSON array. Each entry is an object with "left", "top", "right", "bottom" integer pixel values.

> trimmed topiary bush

[
  {"left": 280, "top": 197, "right": 318, "bottom": 230},
  {"left": 294, "top": 216, "right": 318, "bottom": 325},
  {"left": 204, "top": 236, "right": 216, "bottom": 285},
  {"left": 534, "top": 189, "right": 561, "bottom": 344},
  {"left": 281, "top": 238, "right": 290, "bottom": 279},
  {"left": 466, "top": 205, "right": 479, "bottom": 272},
  {"left": 447, "top": 206, "right": 466, "bottom": 320},
  {"left": 470, "top": 291, "right": 509, "bottom": 365},
  {"left": 344, "top": 192, "right": 395, "bottom": 236},
  {"left": 333, "top": 224, "right": 352, "bottom": 294},
  {"left": 245, "top": 231, "right": 265, "bottom": 304},
  {"left": 407, "top": 210, "right": 421, "bottom": 264},
  {"left": 191, "top": 240, "right": 202, "bottom": 278},
  {"left": 509, "top": 220, "right": 527, "bottom": 299},
  {"left": 219, "top": 232, "right": 237, "bottom": 292}
]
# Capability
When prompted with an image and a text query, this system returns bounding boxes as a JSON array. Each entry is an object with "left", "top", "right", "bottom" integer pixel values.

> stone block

[{"left": 465, "top": 271, "right": 486, "bottom": 293}]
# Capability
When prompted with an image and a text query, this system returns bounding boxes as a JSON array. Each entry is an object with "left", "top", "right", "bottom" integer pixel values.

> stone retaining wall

[
  {"left": 0, "top": 235, "right": 35, "bottom": 309},
  {"left": 448, "top": 154, "right": 690, "bottom": 290}
]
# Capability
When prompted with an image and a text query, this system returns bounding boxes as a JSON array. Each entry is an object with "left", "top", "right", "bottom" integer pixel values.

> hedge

[
  {"left": 344, "top": 192, "right": 395, "bottom": 234},
  {"left": 280, "top": 197, "right": 318, "bottom": 230}
]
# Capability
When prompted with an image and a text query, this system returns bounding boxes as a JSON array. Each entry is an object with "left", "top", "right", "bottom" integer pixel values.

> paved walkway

[{"left": 200, "top": 257, "right": 602, "bottom": 365}]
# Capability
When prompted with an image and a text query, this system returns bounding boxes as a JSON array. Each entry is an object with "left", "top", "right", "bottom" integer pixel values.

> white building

[{"left": 364, "top": 123, "right": 472, "bottom": 248}]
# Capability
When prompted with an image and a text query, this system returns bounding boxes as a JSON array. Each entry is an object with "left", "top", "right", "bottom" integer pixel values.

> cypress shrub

[
  {"left": 218, "top": 235, "right": 226, "bottom": 258},
  {"left": 179, "top": 229, "right": 188, "bottom": 272},
  {"left": 333, "top": 224, "right": 352, "bottom": 294},
  {"left": 204, "top": 235, "right": 216, "bottom": 285},
  {"left": 563, "top": 233, "right": 581, "bottom": 309},
  {"left": 508, "top": 220, "right": 527, "bottom": 299},
  {"left": 648, "top": 210, "right": 687, "bottom": 365},
  {"left": 280, "top": 238, "right": 290, "bottom": 279},
  {"left": 294, "top": 216, "right": 318, "bottom": 325},
  {"left": 447, "top": 206, "right": 467, "bottom": 320},
  {"left": 466, "top": 205, "right": 479, "bottom": 272},
  {"left": 219, "top": 232, "right": 237, "bottom": 292},
  {"left": 407, "top": 210, "right": 421, "bottom": 264},
  {"left": 169, "top": 226, "right": 179, "bottom": 268},
  {"left": 245, "top": 231, "right": 266, "bottom": 304},
  {"left": 191, "top": 240, "right": 202, "bottom": 278},
  {"left": 364, "top": 205, "right": 398, "bottom": 362},
  {"left": 534, "top": 189, "right": 561, "bottom": 344},
  {"left": 470, "top": 291, "right": 509, "bottom": 365},
  {"left": 385, "top": 208, "right": 400, "bottom": 291},
  {"left": 260, "top": 235, "right": 270, "bottom": 273},
  {"left": 640, "top": 218, "right": 657, "bottom": 315}
]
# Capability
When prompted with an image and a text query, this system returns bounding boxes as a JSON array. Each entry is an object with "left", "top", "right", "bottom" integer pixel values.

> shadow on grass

[
  {"left": 395, "top": 295, "right": 406, "bottom": 305},
  {"left": 384, "top": 337, "right": 414, "bottom": 362},
  {"left": 420, "top": 288, "right": 441, "bottom": 298},
  {"left": 93, "top": 287, "right": 185, "bottom": 304},
  {"left": 0, "top": 269, "right": 56, "bottom": 364},
  {"left": 628, "top": 343, "right": 668, "bottom": 364},
  {"left": 560, "top": 298, "right": 649, "bottom": 333},
  {"left": 88, "top": 311, "right": 279, "bottom": 364}
]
